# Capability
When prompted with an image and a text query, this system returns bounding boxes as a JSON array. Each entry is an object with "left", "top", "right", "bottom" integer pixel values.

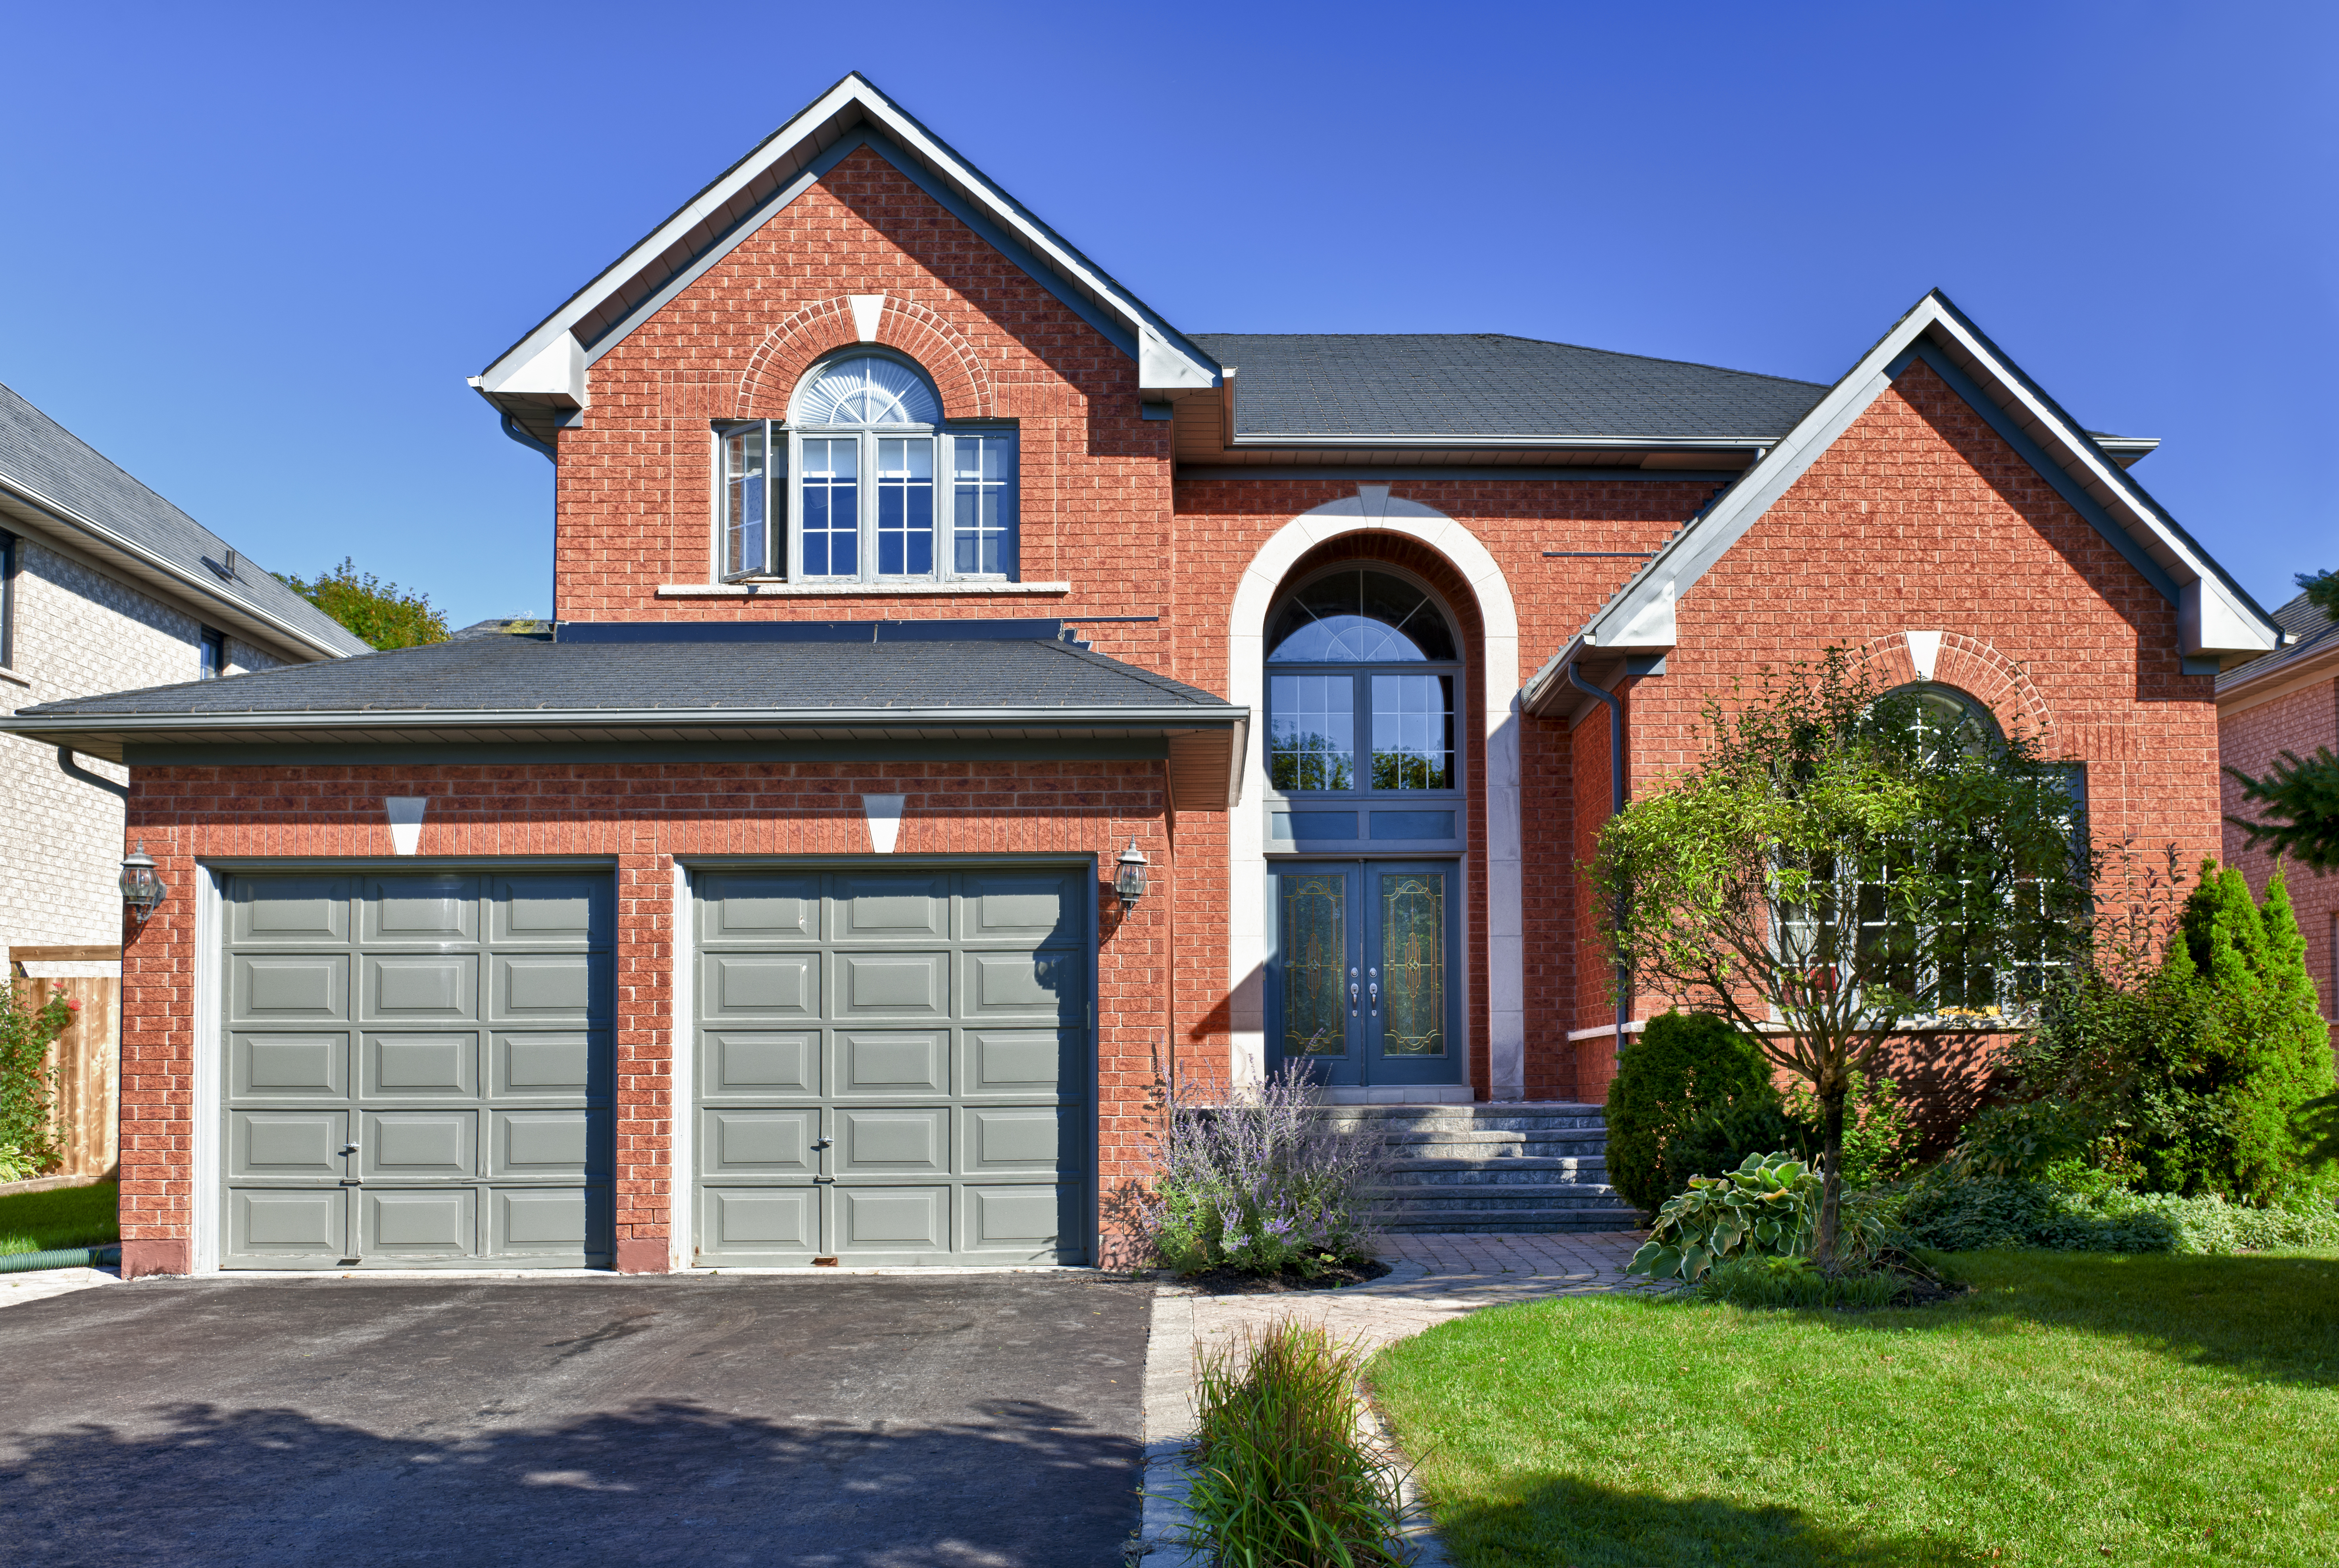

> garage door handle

[
  {"left": 811, "top": 1139, "right": 833, "bottom": 1150},
  {"left": 341, "top": 1143, "right": 360, "bottom": 1154},
  {"left": 814, "top": 1176, "right": 835, "bottom": 1185}
]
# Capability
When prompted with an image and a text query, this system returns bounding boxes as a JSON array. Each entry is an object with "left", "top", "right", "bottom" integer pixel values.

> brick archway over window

[
  {"left": 1846, "top": 632, "right": 2061, "bottom": 754},
  {"left": 734, "top": 297, "right": 999, "bottom": 421}
]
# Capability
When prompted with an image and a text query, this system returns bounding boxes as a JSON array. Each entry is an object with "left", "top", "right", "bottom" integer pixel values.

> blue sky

[{"left": 1, "top": 2, "right": 2331, "bottom": 629}]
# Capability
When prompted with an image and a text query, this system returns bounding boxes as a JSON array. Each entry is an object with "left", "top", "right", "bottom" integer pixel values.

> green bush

[
  {"left": 1604, "top": 1010, "right": 1776, "bottom": 1215},
  {"left": 1874, "top": 1168, "right": 2339, "bottom": 1255},
  {"left": 1183, "top": 1318, "right": 1408, "bottom": 1567},
  {"left": 1950, "top": 1098, "right": 2094, "bottom": 1180},
  {"left": 1785, "top": 1070, "right": 1922, "bottom": 1186},
  {"left": 1659, "top": 1095, "right": 1812, "bottom": 1196},
  {"left": 1697, "top": 1254, "right": 1906, "bottom": 1311},
  {"left": 1627, "top": 1151, "right": 1825, "bottom": 1283},
  {"left": 0, "top": 982, "right": 74, "bottom": 1175}
]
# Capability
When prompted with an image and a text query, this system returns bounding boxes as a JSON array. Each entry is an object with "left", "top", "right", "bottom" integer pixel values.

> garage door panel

[
  {"left": 964, "top": 1107, "right": 1078, "bottom": 1176},
  {"left": 836, "top": 1031, "right": 948, "bottom": 1096},
  {"left": 490, "top": 875, "right": 611, "bottom": 948},
  {"left": 364, "top": 1188, "right": 478, "bottom": 1259},
  {"left": 965, "top": 950, "right": 1084, "bottom": 1022},
  {"left": 226, "top": 1188, "right": 347, "bottom": 1264},
  {"left": 231, "top": 1033, "right": 348, "bottom": 1100},
  {"left": 491, "top": 1032, "right": 609, "bottom": 1099},
  {"left": 362, "top": 954, "right": 478, "bottom": 1025},
  {"left": 361, "top": 875, "right": 479, "bottom": 944},
  {"left": 835, "top": 1187, "right": 948, "bottom": 1255},
  {"left": 231, "top": 1110, "right": 347, "bottom": 1180},
  {"left": 698, "top": 1187, "right": 821, "bottom": 1260},
  {"left": 961, "top": 1185, "right": 1077, "bottom": 1259},
  {"left": 489, "top": 953, "right": 604, "bottom": 1026},
  {"left": 492, "top": 1109, "right": 601, "bottom": 1178},
  {"left": 362, "top": 1032, "right": 478, "bottom": 1099},
  {"left": 703, "top": 953, "right": 817, "bottom": 1020},
  {"left": 963, "top": 1029, "right": 1076, "bottom": 1099},
  {"left": 700, "top": 1031, "right": 819, "bottom": 1098},
  {"left": 362, "top": 1110, "right": 477, "bottom": 1179},
  {"left": 831, "top": 874, "right": 950, "bottom": 940},
  {"left": 700, "top": 1109, "right": 818, "bottom": 1176},
  {"left": 489, "top": 1186, "right": 608, "bottom": 1261},
  {"left": 698, "top": 874, "right": 820, "bottom": 944},
  {"left": 836, "top": 1108, "right": 949, "bottom": 1176},
  {"left": 962, "top": 872, "right": 1081, "bottom": 942},
  {"left": 835, "top": 952, "right": 948, "bottom": 1019},
  {"left": 230, "top": 877, "right": 351, "bottom": 946},
  {"left": 232, "top": 954, "right": 349, "bottom": 1026}
]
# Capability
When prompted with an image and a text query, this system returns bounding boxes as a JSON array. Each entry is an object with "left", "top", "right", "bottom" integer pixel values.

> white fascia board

[
  {"left": 1229, "top": 433, "right": 1769, "bottom": 450},
  {"left": 476, "top": 75, "right": 1217, "bottom": 396},
  {"left": 474, "top": 331, "right": 586, "bottom": 405},
  {"left": 0, "top": 706, "right": 1250, "bottom": 739},
  {"left": 1575, "top": 292, "right": 2277, "bottom": 662}
]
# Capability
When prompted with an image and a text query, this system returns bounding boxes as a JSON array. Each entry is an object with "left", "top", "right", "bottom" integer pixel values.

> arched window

[
  {"left": 714, "top": 352, "right": 1018, "bottom": 584},
  {"left": 1904, "top": 684, "right": 2001, "bottom": 762},
  {"left": 1265, "top": 569, "right": 1461, "bottom": 797}
]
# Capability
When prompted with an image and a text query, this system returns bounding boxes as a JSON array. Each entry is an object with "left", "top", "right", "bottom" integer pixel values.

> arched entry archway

[{"left": 1226, "top": 489, "right": 1523, "bottom": 1100}]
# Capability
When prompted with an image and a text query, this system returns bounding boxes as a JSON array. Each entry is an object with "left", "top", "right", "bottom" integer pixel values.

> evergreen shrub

[{"left": 1604, "top": 1010, "right": 1774, "bottom": 1215}]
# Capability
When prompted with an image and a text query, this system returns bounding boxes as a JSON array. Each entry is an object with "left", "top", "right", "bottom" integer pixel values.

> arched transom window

[
  {"left": 714, "top": 352, "right": 1019, "bottom": 585},
  {"left": 1266, "top": 569, "right": 1461, "bottom": 796}
]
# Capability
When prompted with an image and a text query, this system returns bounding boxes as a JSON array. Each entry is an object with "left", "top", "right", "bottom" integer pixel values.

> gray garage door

[
  {"left": 221, "top": 872, "right": 614, "bottom": 1269},
  {"left": 693, "top": 867, "right": 1089, "bottom": 1267}
]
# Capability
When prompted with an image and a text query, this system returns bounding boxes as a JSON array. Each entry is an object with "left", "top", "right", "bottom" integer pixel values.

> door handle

[
  {"left": 1368, "top": 968, "right": 1379, "bottom": 1016},
  {"left": 811, "top": 1139, "right": 833, "bottom": 1151},
  {"left": 1348, "top": 967, "right": 1358, "bottom": 1015}
]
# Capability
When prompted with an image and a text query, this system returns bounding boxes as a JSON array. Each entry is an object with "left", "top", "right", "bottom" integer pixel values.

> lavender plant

[{"left": 1140, "top": 1066, "right": 1389, "bottom": 1277}]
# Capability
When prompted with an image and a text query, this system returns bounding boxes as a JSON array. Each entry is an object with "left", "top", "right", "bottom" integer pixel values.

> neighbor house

[
  {"left": 0, "top": 75, "right": 2277, "bottom": 1277},
  {"left": 2218, "top": 586, "right": 2339, "bottom": 1056},
  {"left": 2, "top": 380, "right": 365, "bottom": 958}
]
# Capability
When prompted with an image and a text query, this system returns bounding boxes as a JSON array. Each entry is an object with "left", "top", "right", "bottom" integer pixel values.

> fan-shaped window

[
  {"left": 1906, "top": 685, "right": 2000, "bottom": 762},
  {"left": 713, "top": 352, "right": 1017, "bottom": 585},
  {"left": 790, "top": 354, "right": 944, "bottom": 427},
  {"left": 1268, "top": 570, "right": 1457, "bottom": 662}
]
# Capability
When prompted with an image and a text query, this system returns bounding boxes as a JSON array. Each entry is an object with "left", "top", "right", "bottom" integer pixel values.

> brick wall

[
  {"left": 3, "top": 536, "right": 280, "bottom": 958},
  {"left": 2221, "top": 665, "right": 2339, "bottom": 1058},
  {"left": 116, "top": 759, "right": 1170, "bottom": 1272}
]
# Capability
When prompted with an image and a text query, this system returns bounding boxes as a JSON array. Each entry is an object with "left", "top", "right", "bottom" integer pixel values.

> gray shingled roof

[
  {"left": 2217, "top": 589, "right": 2339, "bottom": 696},
  {"left": 12, "top": 631, "right": 1233, "bottom": 720},
  {"left": 1188, "top": 333, "right": 1829, "bottom": 441},
  {"left": 0, "top": 379, "right": 370, "bottom": 658}
]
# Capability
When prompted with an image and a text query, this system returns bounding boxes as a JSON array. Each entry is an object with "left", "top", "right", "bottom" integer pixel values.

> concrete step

[
  {"left": 1367, "top": 1187, "right": 1627, "bottom": 1212},
  {"left": 1379, "top": 1212, "right": 1641, "bottom": 1235},
  {"left": 1373, "top": 1131, "right": 1610, "bottom": 1158},
  {"left": 1381, "top": 1157, "right": 1610, "bottom": 1185}
]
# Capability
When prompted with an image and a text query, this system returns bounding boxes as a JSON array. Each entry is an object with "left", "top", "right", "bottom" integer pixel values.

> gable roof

[
  {"left": 472, "top": 73, "right": 1220, "bottom": 449},
  {"left": 0, "top": 380, "right": 369, "bottom": 661},
  {"left": 1189, "top": 333, "right": 1828, "bottom": 447},
  {"left": 1521, "top": 290, "right": 2279, "bottom": 714},
  {"left": 2216, "top": 588, "right": 2339, "bottom": 702}
]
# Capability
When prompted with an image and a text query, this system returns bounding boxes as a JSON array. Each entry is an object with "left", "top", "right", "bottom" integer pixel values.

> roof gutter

[
  {"left": 0, "top": 474, "right": 359, "bottom": 664},
  {"left": 0, "top": 704, "right": 1249, "bottom": 739},
  {"left": 1227, "top": 433, "right": 1773, "bottom": 451}
]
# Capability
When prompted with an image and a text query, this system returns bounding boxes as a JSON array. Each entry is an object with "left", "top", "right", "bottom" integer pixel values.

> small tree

[
  {"left": 277, "top": 558, "right": 450, "bottom": 650},
  {"left": 1591, "top": 651, "right": 2093, "bottom": 1263}
]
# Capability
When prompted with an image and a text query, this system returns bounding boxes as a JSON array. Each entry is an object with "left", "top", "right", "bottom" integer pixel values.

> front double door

[{"left": 1268, "top": 860, "right": 1462, "bottom": 1087}]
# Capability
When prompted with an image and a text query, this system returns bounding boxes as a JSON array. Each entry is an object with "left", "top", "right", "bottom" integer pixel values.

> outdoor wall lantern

[
  {"left": 119, "top": 841, "right": 168, "bottom": 925},
  {"left": 1114, "top": 839, "right": 1149, "bottom": 908}
]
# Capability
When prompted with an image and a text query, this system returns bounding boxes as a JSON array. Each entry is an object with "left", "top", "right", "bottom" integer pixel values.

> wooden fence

[{"left": 6, "top": 945, "right": 121, "bottom": 1182}]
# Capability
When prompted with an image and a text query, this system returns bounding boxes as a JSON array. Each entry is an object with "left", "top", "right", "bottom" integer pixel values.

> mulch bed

[{"left": 1174, "top": 1257, "right": 1393, "bottom": 1295}]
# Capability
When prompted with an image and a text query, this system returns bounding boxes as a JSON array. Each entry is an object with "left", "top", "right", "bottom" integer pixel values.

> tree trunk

[{"left": 1814, "top": 1085, "right": 1847, "bottom": 1268}]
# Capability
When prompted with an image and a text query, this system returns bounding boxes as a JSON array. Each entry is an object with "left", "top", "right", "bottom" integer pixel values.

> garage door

[
  {"left": 693, "top": 868, "right": 1089, "bottom": 1267},
  {"left": 221, "top": 872, "right": 613, "bottom": 1269}
]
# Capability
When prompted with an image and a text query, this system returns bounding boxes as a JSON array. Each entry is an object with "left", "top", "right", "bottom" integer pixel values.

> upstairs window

[
  {"left": 1266, "top": 569, "right": 1461, "bottom": 796},
  {"left": 0, "top": 529, "right": 16, "bottom": 669},
  {"left": 199, "top": 627, "right": 226, "bottom": 679},
  {"left": 715, "top": 354, "right": 1018, "bottom": 585}
]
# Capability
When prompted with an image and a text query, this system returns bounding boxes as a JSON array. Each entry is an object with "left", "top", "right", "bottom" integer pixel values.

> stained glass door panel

[
  {"left": 1268, "top": 864, "right": 1360, "bottom": 1084},
  {"left": 1364, "top": 862, "right": 1462, "bottom": 1086}
]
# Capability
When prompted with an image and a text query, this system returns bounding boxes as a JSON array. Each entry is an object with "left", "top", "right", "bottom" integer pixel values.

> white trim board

[
  {"left": 1225, "top": 490, "right": 1525, "bottom": 1099},
  {"left": 1522, "top": 290, "right": 2277, "bottom": 711},
  {"left": 669, "top": 860, "right": 694, "bottom": 1273},
  {"left": 191, "top": 868, "right": 224, "bottom": 1274}
]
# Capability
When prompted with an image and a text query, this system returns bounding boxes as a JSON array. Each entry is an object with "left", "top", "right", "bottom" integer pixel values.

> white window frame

[{"left": 710, "top": 354, "right": 1019, "bottom": 586}]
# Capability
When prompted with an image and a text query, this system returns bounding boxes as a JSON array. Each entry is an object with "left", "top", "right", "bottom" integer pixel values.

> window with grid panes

[
  {"left": 1265, "top": 569, "right": 1461, "bottom": 811},
  {"left": 713, "top": 354, "right": 1017, "bottom": 585}
]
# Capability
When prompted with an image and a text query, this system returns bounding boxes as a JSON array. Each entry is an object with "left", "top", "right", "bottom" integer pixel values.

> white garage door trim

[{"left": 673, "top": 854, "right": 1100, "bottom": 1270}]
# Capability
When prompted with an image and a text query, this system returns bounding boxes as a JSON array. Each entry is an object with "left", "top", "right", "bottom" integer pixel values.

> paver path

[{"left": 1138, "top": 1230, "right": 1651, "bottom": 1566}]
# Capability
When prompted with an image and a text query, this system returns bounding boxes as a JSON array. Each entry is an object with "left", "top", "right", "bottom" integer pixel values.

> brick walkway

[{"left": 1138, "top": 1230, "right": 1652, "bottom": 1566}]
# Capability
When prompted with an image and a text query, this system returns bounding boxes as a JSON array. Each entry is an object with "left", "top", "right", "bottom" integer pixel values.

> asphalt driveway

[{"left": 0, "top": 1272, "right": 1152, "bottom": 1567}]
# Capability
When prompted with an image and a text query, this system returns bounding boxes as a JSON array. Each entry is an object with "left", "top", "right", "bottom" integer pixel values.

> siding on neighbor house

[
  {"left": 2220, "top": 670, "right": 2339, "bottom": 1057},
  {"left": 2, "top": 535, "right": 278, "bottom": 957},
  {"left": 114, "top": 759, "right": 1173, "bottom": 1268}
]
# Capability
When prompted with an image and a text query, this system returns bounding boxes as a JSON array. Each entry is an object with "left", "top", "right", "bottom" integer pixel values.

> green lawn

[
  {"left": 0, "top": 1181, "right": 119, "bottom": 1255},
  {"left": 1371, "top": 1252, "right": 2339, "bottom": 1567}
]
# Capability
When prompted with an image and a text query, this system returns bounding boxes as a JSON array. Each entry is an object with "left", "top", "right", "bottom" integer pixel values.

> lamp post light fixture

[
  {"left": 119, "top": 841, "right": 168, "bottom": 925},
  {"left": 1114, "top": 838, "right": 1149, "bottom": 908}
]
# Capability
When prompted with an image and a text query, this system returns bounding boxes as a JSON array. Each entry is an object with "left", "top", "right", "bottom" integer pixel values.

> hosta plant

[{"left": 1627, "top": 1151, "right": 1820, "bottom": 1283}]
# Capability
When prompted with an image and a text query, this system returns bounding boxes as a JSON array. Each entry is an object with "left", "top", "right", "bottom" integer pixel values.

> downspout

[
  {"left": 1568, "top": 662, "right": 1629, "bottom": 1064},
  {"left": 58, "top": 746, "right": 128, "bottom": 800}
]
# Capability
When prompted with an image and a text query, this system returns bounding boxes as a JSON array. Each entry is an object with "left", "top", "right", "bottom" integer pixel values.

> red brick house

[
  {"left": 2219, "top": 588, "right": 2339, "bottom": 1056},
  {"left": 2, "top": 74, "right": 2279, "bottom": 1277}
]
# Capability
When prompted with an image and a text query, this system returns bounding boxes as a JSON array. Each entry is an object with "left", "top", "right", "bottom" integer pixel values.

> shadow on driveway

[{"left": 0, "top": 1273, "right": 1151, "bottom": 1567}]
